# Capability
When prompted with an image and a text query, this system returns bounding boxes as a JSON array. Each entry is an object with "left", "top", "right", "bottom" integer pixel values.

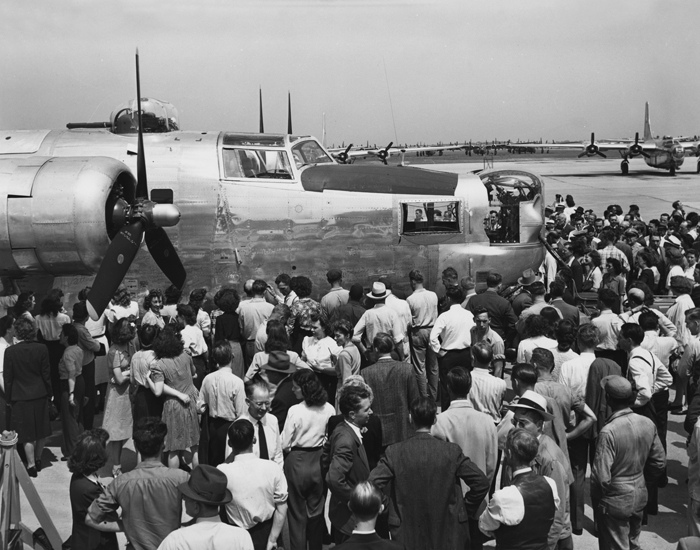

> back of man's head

[
  {"left": 252, "top": 279, "right": 268, "bottom": 296},
  {"left": 349, "top": 283, "right": 364, "bottom": 302},
  {"left": 446, "top": 367, "right": 471, "bottom": 398},
  {"left": 598, "top": 288, "right": 619, "bottom": 310},
  {"left": 512, "top": 363, "right": 538, "bottom": 388},
  {"left": 446, "top": 286, "right": 464, "bottom": 304},
  {"left": 577, "top": 323, "right": 600, "bottom": 349},
  {"left": 529, "top": 281, "right": 546, "bottom": 297},
  {"left": 486, "top": 272, "right": 502, "bottom": 288},
  {"left": 410, "top": 397, "right": 437, "bottom": 428},
  {"left": 471, "top": 342, "right": 493, "bottom": 367},
  {"left": 326, "top": 269, "right": 342, "bottom": 284},
  {"left": 549, "top": 279, "right": 566, "bottom": 298},
  {"left": 228, "top": 418, "right": 255, "bottom": 453},
  {"left": 506, "top": 428, "right": 539, "bottom": 467},
  {"left": 372, "top": 332, "right": 395, "bottom": 355},
  {"left": 349, "top": 482, "right": 383, "bottom": 522},
  {"left": 531, "top": 348, "right": 555, "bottom": 373},
  {"left": 408, "top": 269, "right": 425, "bottom": 285},
  {"left": 133, "top": 417, "right": 168, "bottom": 458},
  {"left": 638, "top": 310, "right": 659, "bottom": 332},
  {"left": 620, "top": 323, "right": 644, "bottom": 346}
]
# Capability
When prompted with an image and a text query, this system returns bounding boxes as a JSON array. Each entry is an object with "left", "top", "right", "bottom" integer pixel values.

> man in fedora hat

[
  {"left": 508, "top": 390, "right": 573, "bottom": 550},
  {"left": 592, "top": 376, "right": 665, "bottom": 550},
  {"left": 511, "top": 269, "right": 539, "bottom": 317},
  {"left": 353, "top": 282, "right": 405, "bottom": 361},
  {"left": 158, "top": 465, "right": 253, "bottom": 550}
]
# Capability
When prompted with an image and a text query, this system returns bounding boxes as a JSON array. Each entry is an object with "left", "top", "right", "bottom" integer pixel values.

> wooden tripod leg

[{"left": 12, "top": 450, "right": 62, "bottom": 550}]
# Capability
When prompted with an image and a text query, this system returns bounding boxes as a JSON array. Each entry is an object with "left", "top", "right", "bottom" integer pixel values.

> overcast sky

[{"left": 2, "top": 0, "right": 699, "bottom": 146}]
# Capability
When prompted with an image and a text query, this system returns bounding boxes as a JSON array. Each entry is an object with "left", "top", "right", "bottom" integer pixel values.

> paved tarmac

[{"left": 14, "top": 154, "right": 700, "bottom": 549}]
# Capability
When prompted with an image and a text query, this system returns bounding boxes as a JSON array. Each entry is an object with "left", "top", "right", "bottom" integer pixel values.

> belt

[
  {"left": 290, "top": 446, "right": 323, "bottom": 452},
  {"left": 411, "top": 325, "right": 433, "bottom": 331}
]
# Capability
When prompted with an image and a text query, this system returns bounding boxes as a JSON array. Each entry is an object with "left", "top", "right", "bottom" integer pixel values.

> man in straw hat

[
  {"left": 352, "top": 282, "right": 405, "bottom": 361},
  {"left": 158, "top": 464, "right": 253, "bottom": 549},
  {"left": 507, "top": 389, "right": 573, "bottom": 550},
  {"left": 592, "top": 376, "right": 665, "bottom": 550}
]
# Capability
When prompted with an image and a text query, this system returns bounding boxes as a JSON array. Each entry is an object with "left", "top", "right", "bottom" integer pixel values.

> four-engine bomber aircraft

[
  {"left": 519, "top": 103, "right": 698, "bottom": 176},
  {"left": 0, "top": 55, "right": 545, "bottom": 316}
]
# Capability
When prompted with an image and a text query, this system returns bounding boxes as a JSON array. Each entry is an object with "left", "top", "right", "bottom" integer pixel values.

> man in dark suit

[
  {"left": 369, "top": 397, "right": 489, "bottom": 550},
  {"left": 334, "top": 482, "right": 405, "bottom": 550},
  {"left": 322, "top": 385, "right": 373, "bottom": 543},
  {"left": 362, "top": 333, "right": 420, "bottom": 447},
  {"left": 549, "top": 279, "right": 580, "bottom": 327}
]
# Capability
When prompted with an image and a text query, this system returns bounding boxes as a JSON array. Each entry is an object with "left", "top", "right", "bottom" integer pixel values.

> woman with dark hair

[
  {"left": 281, "top": 370, "right": 334, "bottom": 550},
  {"left": 516, "top": 314, "right": 558, "bottom": 364},
  {"left": 188, "top": 288, "right": 211, "bottom": 340},
  {"left": 36, "top": 292, "right": 71, "bottom": 409},
  {"left": 602, "top": 258, "right": 626, "bottom": 312},
  {"left": 301, "top": 312, "right": 341, "bottom": 405},
  {"left": 176, "top": 304, "right": 208, "bottom": 390},
  {"left": 160, "top": 284, "right": 183, "bottom": 324},
  {"left": 581, "top": 249, "right": 603, "bottom": 292},
  {"left": 149, "top": 326, "right": 200, "bottom": 469},
  {"left": 197, "top": 341, "right": 246, "bottom": 466},
  {"left": 550, "top": 319, "right": 579, "bottom": 381},
  {"left": 68, "top": 429, "right": 119, "bottom": 550},
  {"left": 101, "top": 318, "right": 136, "bottom": 476},
  {"left": 59, "top": 323, "right": 85, "bottom": 458},
  {"left": 141, "top": 289, "right": 165, "bottom": 329},
  {"left": 130, "top": 323, "right": 163, "bottom": 425},
  {"left": 245, "top": 319, "right": 308, "bottom": 382},
  {"left": 288, "top": 276, "right": 324, "bottom": 353},
  {"left": 12, "top": 291, "right": 35, "bottom": 321},
  {"left": 78, "top": 287, "right": 110, "bottom": 416},
  {"left": 213, "top": 288, "right": 245, "bottom": 378},
  {"left": 4, "top": 316, "right": 52, "bottom": 476},
  {"left": 104, "top": 285, "right": 139, "bottom": 325}
]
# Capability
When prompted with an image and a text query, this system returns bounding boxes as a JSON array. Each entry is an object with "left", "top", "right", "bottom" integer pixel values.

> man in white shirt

[
  {"left": 218, "top": 419, "right": 288, "bottom": 550},
  {"left": 619, "top": 288, "right": 677, "bottom": 338},
  {"left": 320, "top": 269, "right": 350, "bottom": 319},
  {"left": 467, "top": 343, "right": 506, "bottom": 424},
  {"left": 238, "top": 280, "right": 275, "bottom": 367},
  {"left": 406, "top": 269, "right": 439, "bottom": 399},
  {"left": 430, "top": 286, "right": 474, "bottom": 410},
  {"left": 158, "top": 465, "right": 253, "bottom": 550},
  {"left": 382, "top": 281, "right": 412, "bottom": 360},
  {"left": 353, "top": 282, "right": 405, "bottom": 361},
  {"left": 225, "top": 379, "right": 283, "bottom": 466},
  {"left": 470, "top": 307, "right": 506, "bottom": 378},
  {"left": 592, "top": 288, "right": 626, "bottom": 369}
]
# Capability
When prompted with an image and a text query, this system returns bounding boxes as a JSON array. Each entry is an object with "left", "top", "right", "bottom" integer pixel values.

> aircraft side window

[
  {"left": 401, "top": 201, "right": 460, "bottom": 235},
  {"left": 221, "top": 148, "right": 293, "bottom": 180},
  {"left": 291, "top": 140, "right": 333, "bottom": 168}
]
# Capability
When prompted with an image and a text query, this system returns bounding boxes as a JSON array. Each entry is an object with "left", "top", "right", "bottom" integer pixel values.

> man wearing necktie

[
  {"left": 322, "top": 385, "right": 373, "bottom": 543},
  {"left": 225, "top": 378, "right": 283, "bottom": 466}
]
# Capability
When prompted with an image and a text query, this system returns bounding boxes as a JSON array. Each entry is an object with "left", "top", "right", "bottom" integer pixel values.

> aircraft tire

[
  {"left": 621, "top": 161, "right": 629, "bottom": 175},
  {"left": 670, "top": 166, "right": 676, "bottom": 176}
]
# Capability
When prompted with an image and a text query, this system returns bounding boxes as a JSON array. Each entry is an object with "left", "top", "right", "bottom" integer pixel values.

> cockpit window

[
  {"left": 111, "top": 98, "right": 179, "bottom": 134},
  {"left": 222, "top": 148, "right": 293, "bottom": 180},
  {"left": 401, "top": 201, "right": 461, "bottom": 234},
  {"left": 291, "top": 140, "right": 334, "bottom": 169}
]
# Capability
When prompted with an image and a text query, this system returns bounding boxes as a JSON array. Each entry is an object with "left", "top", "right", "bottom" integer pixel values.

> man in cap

[
  {"left": 591, "top": 376, "right": 665, "bottom": 550},
  {"left": 479, "top": 428, "right": 559, "bottom": 549},
  {"left": 352, "top": 282, "right": 405, "bottom": 361},
  {"left": 508, "top": 390, "right": 573, "bottom": 550},
  {"left": 158, "top": 465, "right": 253, "bottom": 550},
  {"left": 218, "top": 419, "right": 288, "bottom": 550},
  {"left": 406, "top": 269, "right": 439, "bottom": 399}
]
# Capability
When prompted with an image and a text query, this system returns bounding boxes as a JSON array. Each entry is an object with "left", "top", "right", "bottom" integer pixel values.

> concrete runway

[{"left": 14, "top": 154, "right": 700, "bottom": 549}]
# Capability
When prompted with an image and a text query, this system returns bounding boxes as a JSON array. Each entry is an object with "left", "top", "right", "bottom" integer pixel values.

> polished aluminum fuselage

[{"left": 0, "top": 129, "right": 544, "bottom": 300}]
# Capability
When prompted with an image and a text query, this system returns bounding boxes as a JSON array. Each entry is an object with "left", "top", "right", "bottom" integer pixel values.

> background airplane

[{"left": 517, "top": 103, "right": 699, "bottom": 175}]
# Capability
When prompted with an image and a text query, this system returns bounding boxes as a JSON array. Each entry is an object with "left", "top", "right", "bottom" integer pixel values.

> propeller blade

[
  {"left": 577, "top": 152, "right": 587, "bottom": 158},
  {"left": 86, "top": 221, "right": 145, "bottom": 320},
  {"left": 135, "top": 50, "right": 148, "bottom": 199},
  {"left": 259, "top": 88, "right": 264, "bottom": 134},
  {"left": 145, "top": 226, "right": 186, "bottom": 288},
  {"left": 596, "top": 151, "right": 607, "bottom": 158},
  {"left": 287, "top": 91, "right": 292, "bottom": 135},
  {"left": 641, "top": 151, "right": 650, "bottom": 158}
]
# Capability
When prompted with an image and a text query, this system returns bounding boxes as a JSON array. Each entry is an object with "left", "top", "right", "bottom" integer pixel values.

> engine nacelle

[{"left": 0, "top": 156, "right": 136, "bottom": 276}]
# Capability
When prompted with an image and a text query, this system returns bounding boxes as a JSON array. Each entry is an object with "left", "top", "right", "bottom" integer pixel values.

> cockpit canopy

[{"left": 110, "top": 98, "right": 179, "bottom": 134}]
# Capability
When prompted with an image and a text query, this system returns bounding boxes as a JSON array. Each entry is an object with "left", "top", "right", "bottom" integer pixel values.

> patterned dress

[
  {"left": 152, "top": 352, "right": 200, "bottom": 452},
  {"left": 101, "top": 344, "right": 135, "bottom": 442}
]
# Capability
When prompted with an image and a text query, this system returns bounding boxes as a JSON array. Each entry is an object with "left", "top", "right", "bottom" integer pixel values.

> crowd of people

[{"left": 1, "top": 194, "right": 700, "bottom": 549}]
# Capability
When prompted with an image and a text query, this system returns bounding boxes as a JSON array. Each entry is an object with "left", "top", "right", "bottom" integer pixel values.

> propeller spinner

[
  {"left": 86, "top": 50, "right": 186, "bottom": 320},
  {"left": 336, "top": 144, "right": 354, "bottom": 164},
  {"left": 579, "top": 132, "right": 607, "bottom": 158},
  {"left": 377, "top": 142, "right": 393, "bottom": 165},
  {"left": 628, "top": 132, "right": 650, "bottom": 158}
]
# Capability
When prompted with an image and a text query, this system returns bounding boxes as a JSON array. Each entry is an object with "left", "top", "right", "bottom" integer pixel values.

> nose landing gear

[{"left": 621, "top": 159, "right": 629, "bottom": 175}]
